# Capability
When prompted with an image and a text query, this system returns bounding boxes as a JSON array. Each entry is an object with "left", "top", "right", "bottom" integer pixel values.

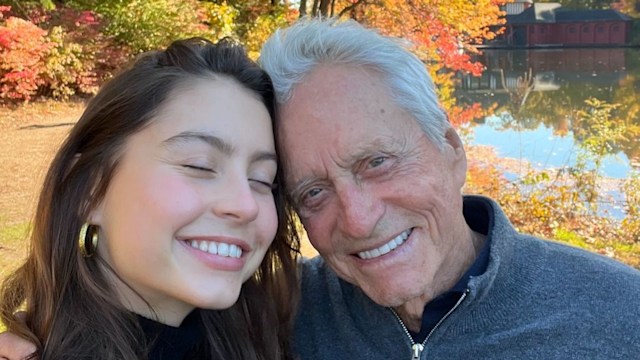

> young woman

[{"left": 0, "top": 37, "right": 299, "bottom": 359}]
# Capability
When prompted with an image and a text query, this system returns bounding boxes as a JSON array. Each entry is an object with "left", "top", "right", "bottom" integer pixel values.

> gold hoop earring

[{"left": 78, "top": 223, "right": 98, "bottom": 257}]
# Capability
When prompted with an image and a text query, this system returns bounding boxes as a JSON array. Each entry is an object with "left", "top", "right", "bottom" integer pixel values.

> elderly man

[
  {"left": 2, "top": 18, "right": 640, "bottom": 360},
  {"left": 259, "top": 19, "right": 640, "bottom": 359}
]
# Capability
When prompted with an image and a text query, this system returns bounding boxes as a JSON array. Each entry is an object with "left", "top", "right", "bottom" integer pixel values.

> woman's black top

[{"left": 137, "top": 310, "right": 204, "bottom": 359}]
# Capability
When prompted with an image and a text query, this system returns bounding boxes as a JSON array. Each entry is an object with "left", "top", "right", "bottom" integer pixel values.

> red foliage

[
  {"left": 76, "top": 11, "right": 98, "bottom": 26},
  {"left": 412, "top": 16, "right": 485, "bottom": 76},
  {"left": 0, "top": 16, "right": 53, "bottom": 100},
  {"left": 0, "top": 4, "right": 131, "bottom": 103},
  {"left": 42, "top": 5, "right": 130, "bottom": 84},
  {"left": 353, "top": 0, "right": 507, "bottom": 75},
  {"left": 0, "top": 6, "right": 11, "bottom": 19}
]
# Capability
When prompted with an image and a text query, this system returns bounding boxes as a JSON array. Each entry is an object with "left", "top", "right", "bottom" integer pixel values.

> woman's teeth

[{"left": 187, "top": 240, "right": 243, "bottom": 258}]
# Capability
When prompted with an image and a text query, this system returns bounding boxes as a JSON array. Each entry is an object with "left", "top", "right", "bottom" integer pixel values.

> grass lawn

[
  {"left": 0, "top": 220, "right": 31, "bottom": 332},
  {"left": 0, "top": 221, "right": 30, "bottom": 278},
  {"left": 0, "top": 100, "right": 84, "bottom": 286}
]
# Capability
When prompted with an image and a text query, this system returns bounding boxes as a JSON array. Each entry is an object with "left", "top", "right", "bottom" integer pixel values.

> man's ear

[
  {"left": 445, "top": 127, "right": 464, "bottom": 156},
  {"left": 445, "top": 128, "right": 467, "bottom": 188}
]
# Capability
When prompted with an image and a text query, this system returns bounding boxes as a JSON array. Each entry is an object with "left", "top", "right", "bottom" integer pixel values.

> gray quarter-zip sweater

[{"left": 293, "top": 196, "right": 640, "bottom": 359}]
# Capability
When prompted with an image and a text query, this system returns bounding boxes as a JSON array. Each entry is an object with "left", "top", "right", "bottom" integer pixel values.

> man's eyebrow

[
  {"left": 162, "top": 131, "right": 234, "bottom": 155},
  {"left": 288, "top": 177, "right": 317, "bottom": 202},
  {"left": 336, "top": 137, "right": 398, "bottom": 167}
]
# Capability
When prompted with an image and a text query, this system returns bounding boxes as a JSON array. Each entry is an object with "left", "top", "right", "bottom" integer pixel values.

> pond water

[{"left": 455, "top": 48, "right": 640, "bottom": 179}]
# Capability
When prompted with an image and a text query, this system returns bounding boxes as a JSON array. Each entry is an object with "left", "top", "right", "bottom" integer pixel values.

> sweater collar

[{"left": 137, "top": 310, "right": 203, "bottom": 359}]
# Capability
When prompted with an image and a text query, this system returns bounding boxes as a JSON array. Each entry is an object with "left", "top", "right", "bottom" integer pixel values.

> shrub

[
  {"left": 464, "top": 98, "right": 640, "bottom": 267},
  {"left": 44, "top": 26, "right": 96, "bottom": 99},
  {"left": 0, "top": 9, "right": 52, "bottom": 101},
  {"left": 0, "top": 4, "right": 131, "bottom": 103},
  {"left": 72, "top": 0, "right": 208, "bottom": 53},
  {"left": 40, "top": 5, "right": 129, "bottom": 97},
  {"left": 622, "top": 172, "right": 640, "bottom": 242}
]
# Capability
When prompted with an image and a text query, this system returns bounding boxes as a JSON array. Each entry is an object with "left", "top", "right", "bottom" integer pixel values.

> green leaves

[
  {"left": 39, "top": 0, "right": 55, "bottom": 11},
  {"left": 94, "top": 0, "right": 208, "bottom": 53}
]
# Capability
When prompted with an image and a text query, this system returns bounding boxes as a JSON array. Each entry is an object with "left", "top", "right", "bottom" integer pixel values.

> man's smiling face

[{"left": 279, "top": 64, "right": 470, "bottom": 310}]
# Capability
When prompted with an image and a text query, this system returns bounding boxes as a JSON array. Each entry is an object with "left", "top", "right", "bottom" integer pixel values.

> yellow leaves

[
  {"left": 201, "top": 2, "right": 239, "bottom": 41},
  {"left": 242, "top": 6, "right": 297, "bottom": 59}
]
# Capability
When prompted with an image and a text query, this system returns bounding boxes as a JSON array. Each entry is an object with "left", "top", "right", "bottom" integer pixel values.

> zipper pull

[{"left": 411, "top": 343, "right": 424, "bottom": 360}]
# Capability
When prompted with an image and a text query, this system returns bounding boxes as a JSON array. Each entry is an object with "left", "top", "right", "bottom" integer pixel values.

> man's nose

[{"left": 335, "top": 182, "right": 383, "bottom": 239}]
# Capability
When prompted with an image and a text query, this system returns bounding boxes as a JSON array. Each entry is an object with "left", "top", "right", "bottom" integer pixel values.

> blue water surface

[{"left": 471, "top": 114, "right": 632, "bottom": 179}]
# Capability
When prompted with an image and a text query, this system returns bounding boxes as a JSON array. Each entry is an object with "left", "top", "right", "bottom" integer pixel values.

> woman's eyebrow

[
  {"left": 253, "top": 151, "right": 278, "bottom": 164},
  {"left": 163, "top": 130, "right": 277, "bottom": 163},
  {"left": 162, "top": 131, "right": 234, "bottom": 155}
]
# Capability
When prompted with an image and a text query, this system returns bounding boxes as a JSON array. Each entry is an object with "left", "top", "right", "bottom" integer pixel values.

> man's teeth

[
  {"left": 357, "top": 229, "right": 411, "bottom": 260},
  {"left": 188, "top": 240, "right": 243, "bottom": 258}
]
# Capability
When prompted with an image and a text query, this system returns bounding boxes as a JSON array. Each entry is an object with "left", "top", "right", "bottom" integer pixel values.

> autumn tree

[
  {"left": 200, "top": 0, "right": 509, "bottom": 127},
  {"left": 2, "top": 0, "right": 511, "bottom": 112},
  {"left": 311, "top": 0, "right": 510, "bottom": 126}
]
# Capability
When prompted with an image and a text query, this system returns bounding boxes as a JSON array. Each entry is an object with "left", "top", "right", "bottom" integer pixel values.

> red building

[{"left": 498, "top": 1, "right": 633, "bottom": 47}]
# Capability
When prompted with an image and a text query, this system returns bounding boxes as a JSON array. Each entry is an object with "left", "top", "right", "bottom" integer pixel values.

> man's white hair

[{"left": 259, "top": 17, "right": 450, "bottom": 148}]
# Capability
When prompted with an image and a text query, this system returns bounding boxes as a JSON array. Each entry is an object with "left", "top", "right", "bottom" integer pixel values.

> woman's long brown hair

[{"left": 0, "top": 38, "right": 300, "bottom": 359}]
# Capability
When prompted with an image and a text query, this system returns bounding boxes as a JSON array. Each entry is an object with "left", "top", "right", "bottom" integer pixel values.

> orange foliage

[
  {"left": 330, "top": 0, "right": 510, "bottom": 127},
  {"left": 336, "top": 0, "right": 510, "bottom": 75},
  {"left": 447, "top": 103, "right": 491, "bottom": 128},
  {"left": 0, "top": 9, "right": 53, "bottom": 101}
]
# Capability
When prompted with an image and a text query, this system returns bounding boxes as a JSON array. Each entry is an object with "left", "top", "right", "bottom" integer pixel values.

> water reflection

[{"left": 456, "top": 48, "right": 640, "bottom": 176}]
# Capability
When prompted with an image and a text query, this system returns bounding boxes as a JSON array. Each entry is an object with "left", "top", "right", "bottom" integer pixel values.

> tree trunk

[
  {"left": 319, "top": 0, "right": 331, "bottom": 16},
  {"left": 299, "top": 0, "right": 308, "bottom": 17}
]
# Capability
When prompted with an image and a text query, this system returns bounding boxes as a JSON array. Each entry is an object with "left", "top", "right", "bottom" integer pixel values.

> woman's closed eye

[
  {"left": 249, "top": 178, "right": 276, "bottom": 194},
  {"left": 183, "top": 164, "right": 215, "bottom": 173}
]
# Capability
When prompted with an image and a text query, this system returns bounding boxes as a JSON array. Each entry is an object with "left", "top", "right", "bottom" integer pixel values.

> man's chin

[
  {"left": 358, "top": 283, "right": 427, "bottom": 308},
  {"left": 330, "top": 267, "right": 413, "bottom": 302}
]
